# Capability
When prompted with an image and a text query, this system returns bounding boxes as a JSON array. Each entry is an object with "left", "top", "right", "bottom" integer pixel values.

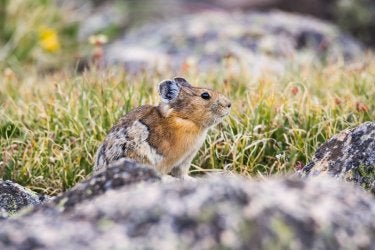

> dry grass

[{"left": 0, "top": 56, "right": 374, "bottom": 195}]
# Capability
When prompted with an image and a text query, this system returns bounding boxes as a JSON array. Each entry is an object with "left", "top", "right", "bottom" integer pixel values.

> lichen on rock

[
  {"left": 0, "top": 180, "right": 49, "bottom": 216},
  {"left": 301, "top": 121, "right": 375, "bottom": 194},
  {"left": 0, "top": 175, "right": 374, "bottom": 249}
]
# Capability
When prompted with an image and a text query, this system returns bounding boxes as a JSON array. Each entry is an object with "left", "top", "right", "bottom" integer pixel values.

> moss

[
  {"left": 97, "top": 218, "right": 115, "bottom": 231},
  {"left": 6, "top": 199, "right": 18, "bottom": 214},
  {"left": 266, "top": 217, "right": 297, "bottom": 249},
  {"left": 345, "top": 165, "right": 375, "bottom": 194}
]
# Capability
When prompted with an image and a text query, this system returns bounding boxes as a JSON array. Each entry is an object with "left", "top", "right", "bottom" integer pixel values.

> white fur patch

[
  {"left": 124, "top": 121, "right": 163, "bottom": 166},
  {"left": 94, "top": 120, "right": 164, "bottom": 173}
]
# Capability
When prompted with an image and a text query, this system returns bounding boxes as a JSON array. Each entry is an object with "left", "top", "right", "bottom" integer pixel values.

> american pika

[{"left": 94, "top": 77, "right": 231, "bottom": 178}]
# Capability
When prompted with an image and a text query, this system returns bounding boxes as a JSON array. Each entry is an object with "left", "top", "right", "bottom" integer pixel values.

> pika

[{"left": 94, "top": 77, "right": 231, "bottom": 178}]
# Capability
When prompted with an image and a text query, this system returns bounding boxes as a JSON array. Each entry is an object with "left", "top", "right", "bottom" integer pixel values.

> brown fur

[{"left": 94, "top": 78, "right": 231, "bottom": 177}]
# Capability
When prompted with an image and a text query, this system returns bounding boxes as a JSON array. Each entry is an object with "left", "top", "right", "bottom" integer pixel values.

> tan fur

[{"left": 94, "top": 77, "right": 231, "bottom": 177}]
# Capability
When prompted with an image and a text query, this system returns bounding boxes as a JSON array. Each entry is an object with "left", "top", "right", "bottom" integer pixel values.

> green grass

[{"left": 0, "top": 57, "right": 374, "bottom": 195}]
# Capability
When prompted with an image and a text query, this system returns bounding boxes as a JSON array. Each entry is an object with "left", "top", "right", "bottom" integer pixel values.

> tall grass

[{"left": 0, "top": 57, "right": 374, "bottom": 195}]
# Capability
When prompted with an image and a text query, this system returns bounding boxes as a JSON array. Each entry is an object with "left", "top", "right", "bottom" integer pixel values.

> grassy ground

[{"left": 0, "top": 57, "right": 374, "bottom": 195}]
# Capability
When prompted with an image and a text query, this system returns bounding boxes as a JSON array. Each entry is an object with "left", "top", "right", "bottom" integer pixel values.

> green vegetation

[
  {"left": 1, "top": 58, "right": 374, "bottom": 195},
  {"left": 345, "top": 164, "right": 375, "bottom": 191}
]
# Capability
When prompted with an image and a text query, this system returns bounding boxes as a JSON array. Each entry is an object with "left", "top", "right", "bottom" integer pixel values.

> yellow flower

[{"left": 38, "top": 27, "right": 60, "bottom": 53}]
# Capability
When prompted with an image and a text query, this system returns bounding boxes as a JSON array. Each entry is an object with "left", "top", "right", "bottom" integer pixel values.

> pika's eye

[{"left": 201, "top": 92, "right": 211, "bottom": 100}]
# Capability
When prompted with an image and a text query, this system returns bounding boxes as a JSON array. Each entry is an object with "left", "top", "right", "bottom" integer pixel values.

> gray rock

[
  {"left": 0, "top": 180, "right": 49, "bottom": 216},
  {"left": 0, "top": 176, "right": 374, "bottom": 249},
  {"left": 301, "top": 121, "right": 375, "bottom": 194},
  {"left": 77, "top": 2, "right": 128, "bottom": 41},
  {"left": 105, "top": 11, "right": 363, "bottom": 73},
  {"left": 0, "top": 208, "right": 9, "bottom": 220},
  {"left": 39, "top": 159, "right": 161, "bottom": 213},
  {"left": 55, "top": 0, "right": 128, "bottom": 41}
]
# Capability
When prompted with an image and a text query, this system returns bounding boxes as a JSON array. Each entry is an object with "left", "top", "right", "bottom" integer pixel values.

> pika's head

[{"left": 158, "top": 77, "right": 231, "bottom": 128}]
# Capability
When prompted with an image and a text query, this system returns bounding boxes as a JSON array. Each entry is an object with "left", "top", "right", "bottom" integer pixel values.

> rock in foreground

[
  {"left": 0, "top": 175, "right": 374, "bottom": 249},
  {"left": 45, "top": 159, "right": 161, "bottom": 213},
  {"left": 0, "top": 180, "right": 49, "bottom": 217},
  {"left": 301, "top": 122, "right": 375, "bottom": 194}
]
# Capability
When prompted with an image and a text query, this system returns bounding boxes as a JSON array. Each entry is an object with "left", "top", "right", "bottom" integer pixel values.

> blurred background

[{"left": 0, "top": 0, "right": 374, "bottom": 73}]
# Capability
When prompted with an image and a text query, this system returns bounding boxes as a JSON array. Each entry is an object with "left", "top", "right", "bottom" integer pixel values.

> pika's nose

[{"left": 219, "top": 98, "right": 232, "bottom": 109}]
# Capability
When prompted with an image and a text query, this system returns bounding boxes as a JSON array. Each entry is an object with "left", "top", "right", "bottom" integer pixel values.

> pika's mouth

[
  {"left": 211, "top": 105, "right": 231, "bottom": 121},
  {"left": 219, "top": 112, "right": 229, "bottom": 118},
  {"left": 219, "top": 108, "right": 231, "bottom": 117}
]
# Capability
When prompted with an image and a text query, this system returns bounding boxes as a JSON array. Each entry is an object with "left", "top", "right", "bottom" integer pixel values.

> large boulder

[
  {"left": 105, "top": 11, "right": 363, "bottom": 73},
  {"left": 0, "top": 180, "right": 49, "bottom": 217},
  {"left": 301, "top": 122, "right": 375, "bottom": 194},
  {"left": 0, "top": 175, "right": 374, "bottom": 249}
]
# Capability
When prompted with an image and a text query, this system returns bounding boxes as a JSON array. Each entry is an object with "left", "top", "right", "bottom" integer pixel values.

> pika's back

[
  {"left": 94, "top": 105, "right": 161, "bottom": 173},
  {"left": 110, "top": 105, "right": 155, "bottom": 131}
]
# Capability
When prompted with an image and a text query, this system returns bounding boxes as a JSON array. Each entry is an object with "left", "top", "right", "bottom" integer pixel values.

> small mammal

[{"left": 94, "top": 77, "right": 231, "bottom": 178}]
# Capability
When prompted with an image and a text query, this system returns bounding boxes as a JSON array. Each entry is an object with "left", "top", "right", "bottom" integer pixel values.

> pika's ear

[
  {"left": 173, "top": 77, "right": 191, "bottom": 87},
  {"left": 158, "top": 79, "right": 181, "bottom": 103}
]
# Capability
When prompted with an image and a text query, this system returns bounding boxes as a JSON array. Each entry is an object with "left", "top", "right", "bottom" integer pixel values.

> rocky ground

[
  {"left": 0, "top": 122, "right": 374, "bottom": 249},
  {"left": 0, "top": 173, "right": 374, "bottom": 249}
]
